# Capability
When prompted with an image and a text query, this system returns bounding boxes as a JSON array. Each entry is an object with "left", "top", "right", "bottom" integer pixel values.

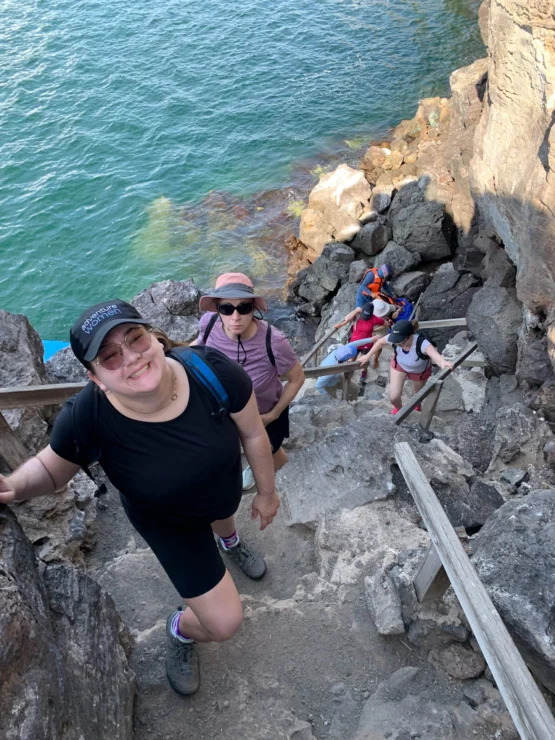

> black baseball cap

[
  {"left": 361, "top": 302, "right": 374, "bottom": 319},
  {"left": 387, "top": 320, "right": 415, "bottom": 344},
  {"left": 69, "top": 299, "right": 149, "bottom": 365}
]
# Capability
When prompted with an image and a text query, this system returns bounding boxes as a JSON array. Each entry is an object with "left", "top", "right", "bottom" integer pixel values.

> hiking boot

[
  {"left": 165, "top": 610, "right": 200, "bottom": 696},
  {"left": 218, "top": 538, "right": 266, "bottom": 580}
]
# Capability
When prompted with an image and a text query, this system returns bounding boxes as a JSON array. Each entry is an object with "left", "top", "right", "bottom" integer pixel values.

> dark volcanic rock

[
  {"left": 132, "top": 278, "right": 200, "bottom": 342},
  {"left": 516, "top": 331, "right": 554, "bottom": 388},
  {"left": 350, "top": 222, "right": 391, "bottom": 257},
  {"left": 435, "top": 413, "right": 495, "bottom": 473},
  {"left": 392, "top": 271, "right": 432, "bottom": 301},
  {"left": 391, "top": 200, "right": 452, "bottom": 262},
  {"left": 0, "top": 505, "right": 135, "bottom": 740},
  {"left": 379, "top": 240, "right": 421, "bottom": 278},
  {"left": 472, "top": 490, "right": 555, "bottom": 693},
  {"left": 467, "top": 281, "right": 522, "bottom": 375},
  {"left": 46, "top": 346, "right": 88, "bottom": 383}
]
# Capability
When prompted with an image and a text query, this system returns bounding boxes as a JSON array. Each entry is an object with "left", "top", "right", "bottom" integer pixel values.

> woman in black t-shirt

[{"left": 0, "top": 299, "right": 279, "bottom": 698}]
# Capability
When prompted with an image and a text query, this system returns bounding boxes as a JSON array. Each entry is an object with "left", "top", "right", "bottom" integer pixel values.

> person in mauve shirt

[{"left": 194, "top": 273, "right": 305, "bottom": 490}]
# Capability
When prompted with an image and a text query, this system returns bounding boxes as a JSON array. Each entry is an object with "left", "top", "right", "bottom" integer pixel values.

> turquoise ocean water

[{"left": 1, "top": 0, "right": 483, "bottom": 339}]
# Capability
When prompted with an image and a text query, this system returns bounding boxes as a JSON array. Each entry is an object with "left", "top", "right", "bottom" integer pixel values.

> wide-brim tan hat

[{"left": 199, "top": 272, "right": 268, "bottom": 313}]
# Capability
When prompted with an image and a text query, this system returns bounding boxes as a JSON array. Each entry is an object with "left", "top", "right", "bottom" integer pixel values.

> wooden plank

[
  {"left": 409, "top": 294, "right": 422, "bottom": 321},
  {"left": 394, "top": 342, "right": 478, "bottom": 425},
  {"left": 303, "top": 361, "right": 361, "bottom": 379},
  {"left": 0, "top": 413, "right": 28, "bottom": 470},
  {"left": 301, "top": 325, "right": 341, "bottom": 367},
  {"left": 0, "top": 383, "right": 86, "bottom": 410},
  {"left": 414, "top": 544, "right": 450, "bottom": 602},
  {"left": 394, "top": 441, "right": 555, "bottom": 740},
  {"left": 418, "top": 318, "right": 467, "bottom": 329},
  {"left": 419, "top": 380, "right": 443, "bottom": 431}
]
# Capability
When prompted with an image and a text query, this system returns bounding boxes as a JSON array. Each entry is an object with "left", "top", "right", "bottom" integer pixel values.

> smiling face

[
  {"left": 216, "top": 298, "right": 255, "bottom": 336},
  {"left": 87, "top": 322, "right": 168, "bottom": 397}
]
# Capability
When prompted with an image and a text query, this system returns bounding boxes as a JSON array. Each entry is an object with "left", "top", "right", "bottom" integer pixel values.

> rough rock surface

[
  {"left": 46, "top": 346, "right": 88, "bottom": 383},
  {"left": 131, "top": 278, "right": 200, "bottom": 342},
  {"left": 0, "top": 310, "right": 50, "bottom": 463},
  {"left": 279, "top": 413, "right": 401, "bottom": 526},
  {"left": 354, "top": 665, "right": 515, "bottom": 740},
  {"left": 391, "top": 200, "right": 452, "bottom": 262},
  {"left": 466, "top": 281, "right": 522, "bottom": 374},
  {"left": 0, "top": 505, "right": 135, "bottom": 740},
  {"left": 350, "top": 222, "right": 391, "bottom": 257},
  {"left": 411, "top": 439, "right": 504, "bottom": 529},
  {"left": 472, "top": 490, "right": 555, "bottom": 693},
  {"left": 379, "top": 240, "right": 421, "bottom": 278},
  {"left": 469, "top": 0, "right": 555, "bottom": 314},
  {"left": 299, "top": 164, "right": 371, "bottom": 258},
  {"left": 288, "top": 243, "right": 355, "bottom": 313},
  {"left": 391, "top": 270, "right": 431, "bottom": 301}
]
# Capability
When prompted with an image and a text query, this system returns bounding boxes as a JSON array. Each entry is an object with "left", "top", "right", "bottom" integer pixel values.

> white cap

[{"left": 372, "top": 299, "right": 392, "bottom": 318}]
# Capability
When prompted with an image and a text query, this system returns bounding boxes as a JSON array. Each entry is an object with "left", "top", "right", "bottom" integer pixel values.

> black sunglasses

[{"left": 217, "top": 302, "right": 254, "bottom": 316}]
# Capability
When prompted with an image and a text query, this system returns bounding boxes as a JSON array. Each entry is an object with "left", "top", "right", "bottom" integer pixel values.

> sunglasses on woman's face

[
  {"left": 93, "top": 326, "right": 153, "bottom": 371},
  {"left": 217, "top": 302, "right": 254, "bottom": 316}
]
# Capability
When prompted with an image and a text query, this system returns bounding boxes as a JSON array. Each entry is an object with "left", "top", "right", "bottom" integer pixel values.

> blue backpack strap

[{"left": 173, "top": 347, "right": 230, "bottom": 419}]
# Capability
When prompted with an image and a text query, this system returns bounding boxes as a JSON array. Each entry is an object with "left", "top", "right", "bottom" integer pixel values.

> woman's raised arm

[{"left": 0, "top": 445, "right": 80, "bottom": 504}]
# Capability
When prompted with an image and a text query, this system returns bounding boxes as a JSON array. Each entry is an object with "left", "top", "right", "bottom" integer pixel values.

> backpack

[
  {"left": 70, "top": 346, "right": 230, "bottom": 496},
  {"left": 393, "top": 296, "right": 414, "bottom": 322},
  {"left": 202, "top": 314, "right": 276, "bottom": 367},
  {"left": 392, "top": 333, "right": 435, "bottom": 374}
]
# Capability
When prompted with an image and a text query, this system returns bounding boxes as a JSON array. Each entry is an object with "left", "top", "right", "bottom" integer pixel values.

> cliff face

[{"left": 470, "top": 0, "right": 555, "bottom": 314}]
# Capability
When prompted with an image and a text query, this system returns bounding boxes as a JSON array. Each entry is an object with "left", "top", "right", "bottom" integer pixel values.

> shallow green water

[{"left": 0, "top": 0, "right": 483, "bottom": 338}]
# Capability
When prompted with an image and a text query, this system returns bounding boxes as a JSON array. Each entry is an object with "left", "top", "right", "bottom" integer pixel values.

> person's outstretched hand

[
  {"left": 0, "top": 474, "right": 16, "bottom": 505},
  {"left": 251, "top": 490, "right": 280, "bottom": 530},
  {"left": 439, "top": 359, "right": 455, "bottom": 371}
]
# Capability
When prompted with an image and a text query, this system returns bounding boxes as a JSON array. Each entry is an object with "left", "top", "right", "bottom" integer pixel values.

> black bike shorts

[{"left": 265, "top": 405, "right": 290, "bottom": 453}]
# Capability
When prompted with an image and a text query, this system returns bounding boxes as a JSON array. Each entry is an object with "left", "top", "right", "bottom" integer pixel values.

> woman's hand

[
  {"left": 0, "top": 474, "right": 16, "bottom": 505},
  {"left": 358, "top": 353, "right": 371, "bottom": 367},
  {"left": 438, "top": 358, "right": 455, "bottom": 371},
  {"left": 251, "top": 489, "right": 280, "bottom": 530},
  {"left": 333, "top": 321, "right": 346, "bottom": 330},
  {"left": 259, "top": 411, "right": 277, "bottom": 427}
]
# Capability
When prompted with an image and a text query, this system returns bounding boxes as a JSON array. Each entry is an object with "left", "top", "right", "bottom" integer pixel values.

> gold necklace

[{"left": 124, "top": 372, "right": 178, "bottom": 415}]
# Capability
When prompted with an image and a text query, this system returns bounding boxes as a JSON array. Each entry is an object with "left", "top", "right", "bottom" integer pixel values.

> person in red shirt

[{"left": 334, "top": 302, "right": 386, "bottom": 373}]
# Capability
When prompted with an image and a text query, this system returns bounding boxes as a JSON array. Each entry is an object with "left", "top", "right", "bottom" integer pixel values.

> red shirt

[{"left": 350, "top": 315, "right": 385, "bottom": 350}]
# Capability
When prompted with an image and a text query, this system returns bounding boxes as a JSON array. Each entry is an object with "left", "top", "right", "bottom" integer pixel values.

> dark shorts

[
  {"left": 121, "top": 486, "right": 242, "bottom": 599},
  {"left": 265, "top": 406, "right": 290, "bottom": 453}
]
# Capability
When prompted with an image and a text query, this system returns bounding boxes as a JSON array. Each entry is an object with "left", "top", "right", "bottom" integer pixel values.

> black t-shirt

[{"left": 50, "top": 347, "right": 252, "bottom": 523}]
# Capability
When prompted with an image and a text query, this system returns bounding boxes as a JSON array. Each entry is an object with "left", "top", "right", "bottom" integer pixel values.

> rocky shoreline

[{"left": 2, "top": 0, "right": 555, "bottom": 737}]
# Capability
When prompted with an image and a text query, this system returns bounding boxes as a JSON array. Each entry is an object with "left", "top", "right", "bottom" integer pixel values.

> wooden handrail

[
  {"left": 417, "top": 318, "right": 467, "bottom": 329},
  {"left": 302, "top": 361, "right": 361, "bottom": 379},
  {"left": 301, "top": 325, "right": 341, "bottom": 367},
  {"left": 393, "top": 341, "right": 478, "bottom": 425},
  {"left": 0, "top": 382, "right": 86, "bottom": 410},
  {"left": 394, "top": 441, "right": 555, "bottom": 740}
]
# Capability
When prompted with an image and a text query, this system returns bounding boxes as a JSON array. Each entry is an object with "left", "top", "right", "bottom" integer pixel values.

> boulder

[
  {"left": 388, "top": 179, "right": 425, "bottom": 223},
  {"left": 350, "top": 222, "right": 391, "bottom": 257},
  {"left": 285, "top": 394, "right": 359, "bottom": 450},
  {"left": 469, "top": 0, "right": 555, "bottom": 314},
  {"left": 379, "top": 240, "right": 421, "bottom": 278},
  {"left": 391, "top": 270, "right": 431, "bottom": 300},
  {"left": 354, "top": 665, "right": 516, "bottom": 740},
  {"left": 279, "top": 414, "right": 402, "bottom": 527},
  {"left": 481, "top": 242, "right": 516, "bottom": 288},
  {"left": 430, "top": 643, "right": 486, "bottom": 680},
  {"left": 391, "top": 200, "right": 452, "bottom": 261},
  {"left": 46, "top": 346, "right": 88, "bottom": 383},
  {"left": 516, "top": 331, "right": 554, "bottom": 388},
  {"left": 530, "top": 378, "right": 555, "bottom": 423},
  {"left": 364, "top": 551, "right": 406, "bottom": 636},
  {"left": 411, "top": 439, "right": 504, "bottom": 529},
  {"left": 438, "top": 331, "right": 487, "bottom": 414},
  {"left": 472, "top": 490, "right": 555, "bottom": 692},
  {"left": 0, "top": 505, "right": 135, "bottom": 740},
  {"left": 0, "top": 310, "right": 50, "bottom": 463},
  {"left": 315, "top": 500, "right": 429, "bottom": 586},
  {"left": 299, "top": 165, "right": 371, "bottom": 257},
  {"left": 434, "top": 413, "right": 496, "bottom": 473},
  {"left": 131, "top": 278, "right": 200, "bottom": 343},
  {"left": 486, "top": 403, "right": 553, "bottom": 477},
  {"left": 369, "top": 191, "right": 391, "bottom": 213},
  {"left": 348, "top": 259, "right": 371, "bottom": 284},
  {"left": 419, "top": 264, "right": 480, "bottom": 348},
  {"left": 466, "top": 282, "right": 522, "bottom": 374}
]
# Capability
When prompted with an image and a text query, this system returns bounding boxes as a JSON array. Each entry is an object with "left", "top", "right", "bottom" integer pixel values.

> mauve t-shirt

[{"left": 197, "top": 314, "right": 299, "bottom": 413}]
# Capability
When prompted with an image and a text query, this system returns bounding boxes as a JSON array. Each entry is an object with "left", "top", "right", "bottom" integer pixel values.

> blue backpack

[
  {"left": 70, "top": 346, "right": 230, "bottom": 496},
  {"left": 394, "top": 296, "right": 414, "bottom": 322}
]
